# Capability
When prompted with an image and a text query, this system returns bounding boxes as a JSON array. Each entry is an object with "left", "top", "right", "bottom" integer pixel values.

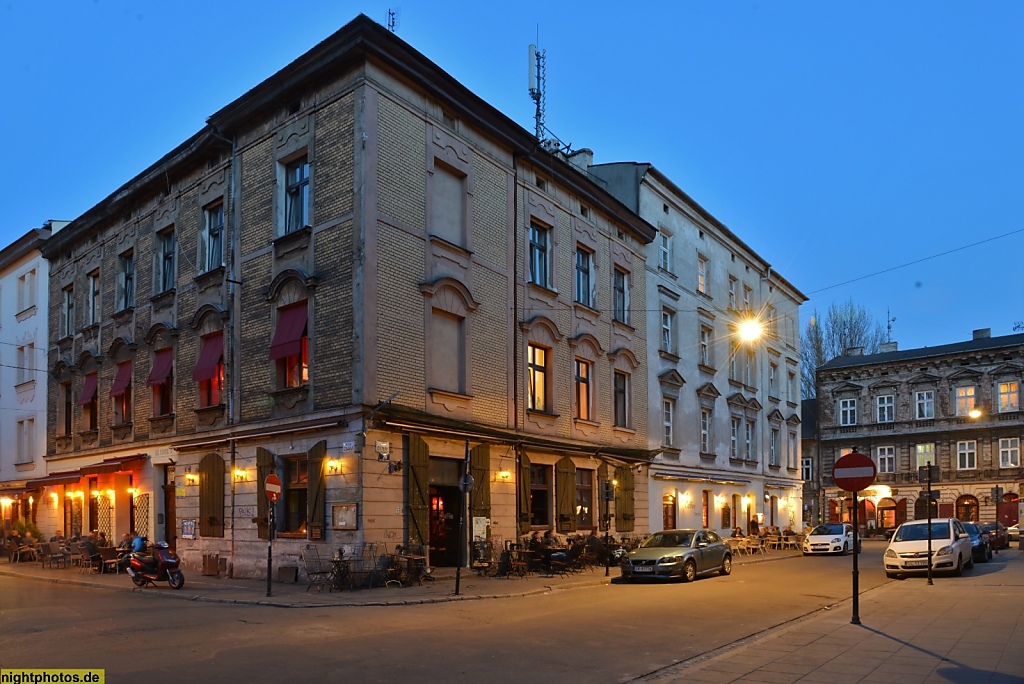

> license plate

[
  {"left": 633, "top": 566, "right": 654, "bottom": 573},
  {"left": 904, "top": 560, "right": 929, "bottom": 567}
]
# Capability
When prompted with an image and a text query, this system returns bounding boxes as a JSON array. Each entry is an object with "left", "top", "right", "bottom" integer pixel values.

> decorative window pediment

[
  {"left": 868, "top": 378, "right": 899, "bottom": 391},
  {"left": 608, "top": 346, "right": 639, "bottom": 370},
  {"left": 519, "top": 315, "right": 563, "bottom": 346},
  {"left": 190, "top": 304, "right": 229, "bottom": 331},
  {"left": 568, "top": 332, "right": 604, "bottom": 360},
  {"left": 696, "top": 382, "right": 721, "bottom": 401},
  {"left": 265, "top": 268, "right": 319, "bottom": 301},
  {"left": 947, "top": 368, "right": 982, "bottom": 381},
  {"left": 727, "top": 392, "right": 749, "bottom": 408},
  {"left": 658, "top": 369, "right": 686, "bottom": 390},
  {"left": 908, "top": 372, "right": 941, "bottom": 385},
  {"left": 831, "top": 382, "right": 862, "bottom": 395},
  {"left": 420, "top": 277, "right": 479, "bottom": 314},
  {"left": 786, "top": 413, "right": 802, "bottom": 426},
  {"left": 989, "top": 363, "right": 1023, "bottom": 378},
  {"left": 767, "top": 408, "right": 785, "bottom": 423},
  {"left": 746, "top": 397, "right": 762, "bottom": 412}
]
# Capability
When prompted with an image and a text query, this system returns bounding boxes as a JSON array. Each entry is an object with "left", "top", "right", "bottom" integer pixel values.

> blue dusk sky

[{"left": 1, "top": 1, "right": 1021, "bottom": 352}]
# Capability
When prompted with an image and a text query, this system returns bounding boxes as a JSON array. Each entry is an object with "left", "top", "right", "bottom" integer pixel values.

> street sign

[
  {"left": 918, "top": 490, "right": 940, "bottom": 501},
  {"left": 264, "top": 473, "right": 282, "bottom": 502},
  {"left": 991, "top": 486, "right": 1004, "bottom": 501},
  {"left": 832, "top": 451, "right": 877, "bottom": 492},
  {"left": 918, "top": 465, "right": 941, "bottom": 484}
]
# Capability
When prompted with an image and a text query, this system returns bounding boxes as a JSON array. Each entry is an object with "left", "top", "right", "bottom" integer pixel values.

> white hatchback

[
  {"left": 802, "top": 523, "right": 858, "bottom": 555},
  {"left": 883, "top": 518, "right": 973, "bottom": 578}
]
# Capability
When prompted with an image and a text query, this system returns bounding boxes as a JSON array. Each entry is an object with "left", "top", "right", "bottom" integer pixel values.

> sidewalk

[
  {"left": 0, "top": 545, "right": 799, "bottom": 608},
  {"left": 637, "top": 548, "right": 1024, "bottom": 684}
]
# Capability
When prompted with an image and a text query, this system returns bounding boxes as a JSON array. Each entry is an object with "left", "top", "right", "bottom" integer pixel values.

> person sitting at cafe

[
  {"left": 50, "top": 530, "right": 66, "bottom": 544},
  {"left": 731, "top": 527, "right": 744, "bottom": 538},
  {"left": 782, "top": 525, "right": 794, "bottom": 538},
  {"left": 540, "top": 529, "right": 561, "bottom": 548},
  {"left": 117, "top": 533, "right": 131, "bottom": 550},
  {"left": 81, "top": 537, "right": 102, "bottom": 568},
  {"left": 96, "top": 532, "right": 110, "bottom": 547},
  {"left": 131, "top": 532, "right": 147, "bottom": 553}
]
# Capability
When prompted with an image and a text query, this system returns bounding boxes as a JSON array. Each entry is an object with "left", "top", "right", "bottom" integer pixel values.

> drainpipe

[{"left": 512, "top": 152, "right": 521, "bottom": 537}]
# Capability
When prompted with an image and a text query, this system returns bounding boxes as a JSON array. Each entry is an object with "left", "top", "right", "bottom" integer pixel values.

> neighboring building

[
  {"left": 588, "top": 162, "right": 807, "bottom": 535},
  {"left": 0, "top": 224, "right": 60, "bottom": 538},
  {"left": 816, "top": 329, "right": 1023, "bottom": 533},
  {"left": 800, "top": 399, "right": 820, "bottom": 526},
  {"left": 37, "top": 15, "right": 656, "bottom": 578}
]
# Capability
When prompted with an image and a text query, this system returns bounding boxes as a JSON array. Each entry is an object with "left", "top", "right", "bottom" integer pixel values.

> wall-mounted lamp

[
  {"left": 680, "top": 492, "right": 692, "bottom": 508},
  {"left": 388, "top": 460, "right": 404, "bottom": 474},
  {"left": 50, "top": 492, "right": 59, "bottom": 508},
  {"left": 106, "top": 489, "right": 116, "bottom": 500},
  {"left": 91, "top": 489, "right": 100, "bottom": 498},
  {"left": 185, "top": 472, "right": 199, "bottom": 485},
  {"left": 28, "top": 495, "right": 34, "bottom": 506},
  {"left": 326, "top": 460, "right": 342, "bottom": 475},
  {"left": 714, "top": 494, "right": 726, "bottom": 508},
  {"left": 764, "top": 493, "right": 771, "bottom": 503},
  {"left": 612, "top": 479, "right": 619, "bottom": 487},
  {"left": 233, "top": 468, "right": 247, "bottom": 482},
  {"left": 497, "top": 469, "right": 512, "bottom": 481},
  {"left": 127, "top": 487, "right": 137, "bottom": 497}
]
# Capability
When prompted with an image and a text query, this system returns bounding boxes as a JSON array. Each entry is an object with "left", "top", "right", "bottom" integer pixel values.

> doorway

[{"left": 429, "top": 485, "right": 460, "bottom": 566}]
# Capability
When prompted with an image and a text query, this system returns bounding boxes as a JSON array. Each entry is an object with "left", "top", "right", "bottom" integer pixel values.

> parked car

[
  {"left": 1008, "top": 524, "right": 1020, "bottom": 543},
  {"left": 620, "top": 529, "right": 731, "bottom": 582},
  {"left": 802, "top": 523, "right": 859, "bottom": 555},
  {"left": 961, "top": 522, "right": 992, "bottom": 563},
  {"left": 979, "top": 522, "right": 1008, "bottom": 550},
  {"left": 883, "top": 518, "right": 973, "bottom": 578}
]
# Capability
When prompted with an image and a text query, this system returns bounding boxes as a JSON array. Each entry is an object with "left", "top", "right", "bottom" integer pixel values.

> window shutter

[
  {"left": 256, "top": 447, "right": 273, "bottom": 540},
  {"left": 307, "top": 440, "right": 326, "bottom": 541},
  {"left": 198, "top": 453, "right": 225, "bottom": 538},
  {"left": 406, "top": 435, "right": 430, "bottom": 547},
  {"left": 518, "top": 451, "right": 532, "bottom": 534},
  {"left": 598, "top": 463, "right": 609, "bottom": 531},
  {"left": 615, "top": 465, "right": 635, "bottom": 533},
  {"left": 470, "top": 444, "right": 490, "bottom": 522},
  {"left": 555, "top": 455, "right": 576, "bottom": 533}
]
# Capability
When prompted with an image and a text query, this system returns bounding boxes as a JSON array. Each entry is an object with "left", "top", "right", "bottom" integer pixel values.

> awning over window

[
  {"left": 269, "top": 303, "right": 308, "bottom": 360},
  {"left": 79, "top": 455, "right": 147, "bottom": 476},
  {"left": 26, "top": 471, "right": 83, "bottom": 488},
  {"left": 77, "top": 373, "right": 98, "bottom": 406},
  {"left": 148, "top": 349, "right": 173, "bottom": 385},
  {"left": 193, "top": 332, "right": 223, "bottom": 381},
  {"left": 110, "top": 361, "right": 133, "bottom": 397}
]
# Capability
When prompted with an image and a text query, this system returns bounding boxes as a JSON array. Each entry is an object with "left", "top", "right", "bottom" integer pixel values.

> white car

[
  {"left": 1008, "top": 524, "right": 1020, "bottom": 543},
  {"left": 802, "top": 523, "right": 859, "bottom": 555},
  {"left": 883, "top": 518, "right": 973, "bottom": 579}
]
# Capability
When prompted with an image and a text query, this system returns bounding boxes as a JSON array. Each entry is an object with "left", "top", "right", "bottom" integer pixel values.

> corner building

[{"left": 40, "top": 15, "right": 656, "bottom": 577}]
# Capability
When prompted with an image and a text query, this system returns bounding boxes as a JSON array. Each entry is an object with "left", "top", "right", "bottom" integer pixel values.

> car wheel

[
  {"left": 885, "top": 571, "right": 897, "bottom": 579},
  {"left": 952, "top": 555, "right": 963, "bottom": 577},
  {"left": 682, "top": 560, "right": 697, "bottom": 583},
  {"left": 720, "top": 555, "right": 732, "bottom": 576},
  {"left": 987, "top": 547, "right": 993, "bottom": 560},
  {"left": 841, "top": 543, "right": 849, "bottom": 556},
  {"left": 980, "top": 549, "right": 989, "bottom": 563},
  {"left": 965, "top": 554, "right": 974, "bottom": 570}
]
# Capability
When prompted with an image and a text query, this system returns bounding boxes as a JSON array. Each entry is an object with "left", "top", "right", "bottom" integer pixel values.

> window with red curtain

[
  {"left": 269, "top": 302, "right": 308, "bottom": 389},
  {"left": 193, "top": 332, "right": 224, "bottom": 407},
  {"left": 148, "top": 348, "right": 174, "bottom": 417},
  {"left": 110, "top": 361, "right": 133, "bottom": 425}
]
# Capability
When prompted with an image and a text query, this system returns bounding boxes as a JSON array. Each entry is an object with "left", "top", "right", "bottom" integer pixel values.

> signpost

[
  {"left": 918, "top": 463, "right": 940, "bottom": 584},
  {"left": 264, "top": 473, "right": 282, "bottom": 597},
  {"left": 833, "top": 450, "right": 877, "bottom": 625}
]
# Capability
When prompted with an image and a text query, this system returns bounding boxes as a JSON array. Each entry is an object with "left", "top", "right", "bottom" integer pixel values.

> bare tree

[{"left": 801, "top": 300, "right": 886, "bottom": 398}]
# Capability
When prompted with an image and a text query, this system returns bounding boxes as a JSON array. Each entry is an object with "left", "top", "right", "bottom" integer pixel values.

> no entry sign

[
  {"left": 264, "top": 473, "right": 282, "bottom": 502},
  {"left": 832, "top": 451, "right": 876, "bottom": 492}
]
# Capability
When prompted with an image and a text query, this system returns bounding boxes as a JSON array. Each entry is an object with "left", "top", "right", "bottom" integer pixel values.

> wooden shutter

[
  {"left": 256, "top": 447, "right": 274, "bottom": 540},
  {"left": 598, "top": 463, "right": 609, "bottom": 531},
  {"left": 470, "top": 444, "right": 491, "bottom": 522},
  {"left": 307, "top": 440, "right": 327, "bottom": 541},
  {"left": 518, "top": 451, "right": 532, "bottom": 534},
  {"left": 615, "top": 465, "right": 635, "bottom": 533},
  {"left": 406, "top": 435, "right": 430, "bottom": 547},
  {"left": 555, "top": 455, "right": 576, "bottom": 533},
  {"left": 198, "top": 453, "right": 225, "bottom": 538}
]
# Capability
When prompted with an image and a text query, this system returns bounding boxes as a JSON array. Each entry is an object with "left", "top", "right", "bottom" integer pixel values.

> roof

[{"left": 818, "top": 332, "right": 1024, "bottom": 371}]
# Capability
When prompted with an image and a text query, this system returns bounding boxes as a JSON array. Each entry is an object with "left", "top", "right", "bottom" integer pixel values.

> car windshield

[
  {"left": 810, "top": 524, "right": 845, "bottom": 536},
  {"left": 962, "top": 523, "right": 981, "bottom": 536},
  {"left": 979, "top": 524, "right": 999, "bottom": 533},
  {"left": 893, "top": 522, "right": 951, "bottom": 542},
  {"left": 642, "top": 532, "right": 694, "bottom": 548}
]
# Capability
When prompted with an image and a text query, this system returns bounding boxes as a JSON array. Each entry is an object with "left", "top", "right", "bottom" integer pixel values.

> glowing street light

[{"left": 737, "top": 318, "right": 764, "bottom": 343}]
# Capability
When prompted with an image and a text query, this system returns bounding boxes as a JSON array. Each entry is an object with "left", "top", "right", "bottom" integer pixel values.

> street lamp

[{"left": 737, "top": 318, "right": 764, "bottom": 343}]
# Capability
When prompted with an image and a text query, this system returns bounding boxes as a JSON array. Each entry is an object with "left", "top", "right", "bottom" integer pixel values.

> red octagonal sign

[
  {"left": 832, "top": 451, "right": 877, "bottom": 492},
  {"left": 264, "top": 473, "right": 282, "bottom": 503}
]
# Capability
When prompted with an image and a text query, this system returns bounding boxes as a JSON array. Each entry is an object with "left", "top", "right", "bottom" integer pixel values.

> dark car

[
  {"left": 979, "top": 522, "right": 1008, "bottom": 550},
  {"left": 620, "top": 529, "right": 732, "bottom": 582},
  {"left": 961, "top": 522, "right": 992, "bottom": 563}
]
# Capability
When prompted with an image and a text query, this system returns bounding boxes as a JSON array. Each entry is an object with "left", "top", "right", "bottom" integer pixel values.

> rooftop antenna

[
  {"left": 528, "top": 39, "right": 546, "bottom": 141},
  {"left": 387, "top": 8, "right": 400, "bottom": 33},
  {"left": 886, "top": 308, "right": 896, "bottom": 342}
]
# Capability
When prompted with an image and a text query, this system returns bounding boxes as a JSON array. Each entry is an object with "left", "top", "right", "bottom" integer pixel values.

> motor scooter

[{"left": 124, "top": 541, "right": 185, "bottom": 589}]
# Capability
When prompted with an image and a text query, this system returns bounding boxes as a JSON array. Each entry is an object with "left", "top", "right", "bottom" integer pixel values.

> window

[
  {"left": 16, "top": 418, "right": 34, "bottom": 464},
  {"left": 271, "top": 302, "right": 309, "bottom": 389},
  {"left": 528, "top": 223, "right": 550, "bottom": 288},
  {"left": 61, "top": 286, "right": 74, "bottom": 337},
  {"left": 727, "top": 276, "right": 737, "bottom": 309},
  {"left": 58, "top": 381, "right": 73, "bottom": 436},
  {"left": 839, "top": 398, "right": 857, "bottom": 426},
  {"left": 284, "top": 456, "right": 308, "bottom": 533},
  {"left": 663, "top": 399, "right": 675, "bottom": 447},
  {"left": 658, "top": 232, "right": 671, "bottom": 271},
  {"left": 729, "top": 342, "right": 739, "bottom": 381},
  {"left": 156, "top": 229, "right": 176, "bottom": 293},
  {"left": 117, "top": 251, "right": 134, "bottom": 311},
  {"left": 699, "top": 326, "right": 712, "bottom": 367},
  {"left": 999, "top": 438, "right": 1020, "bottom": 468},
  {"left": 767, "top": 307, "right": 777, "bottom": 337},
  {"left": 697, "top": 256, "right": 708, "bottom": 294},
  {"left": 877, "top": 446, "right": 895, "bottom": 473},
  {"left": 16, "top": 269, "right": 35, "bottom": 312},
  {"left": 998, "top": 382, "right": 1019, "bottom": 413},
  {"left": 661, "top": 309, "right": 674, "bottom": 353},
  {"left": 527, "top": 344, "right": 548, "bottom": 412},
  {"left": 284, "top": 157, "right": 310, "bottom": 234},
  {"left": 744, "top": 349, "right": 755, "bottom": 387},
  {"left": 111, "top": 361, "right": 133, "bottom": 425},
  {"left": 742, "top": 285, "right": 752, "bottom": 312},
  {"left": 78, "top": 372, "right": 99, "bottom": 431},
  {"left": 613, "top": 371, "right": 630, "bottom": 428},
  {"left": 574, "top": 247, "right": 592, "bottom": 307},
  {"left": 876, "top": 394, "right": 895, "bottom": 423},
  {"left": 700, "top": 408, "right": 712, "bottom": 453},
  {"left": 769, "top": 428, "right": 780, "bottom": 466},
  {"left": 769, "top": 362, "right": 777, "bottom": 397},
  {"left": 530, "top": 464, "right": 552, "bottom": 526},
  {"left": 16, "top": 343, "right": 35, "bottom": 385},
  {"left": 745, "top": 420, "right": 755, "bottom": 461},
  {"left": 613, "top": 268, "right": 629, "bottom": 324},
  {"left": 149, "top": 348, "right": 174, "bottom": 417},
  {"left": 952, "top": 386, "right": 975, "bottom": 417},
  {"left": 730, "top": 417, "right": 740, "bottom": 458},
  {"left": 202, "top": 202, "right": 224, "bottom": 272},
  {"left": 87, "top": 271, "right": 100, "bottom": 325},
  {"left": 802, "top": 457, "right": 813, "bottom": 481},
  {"left": 915, "top": 443, "right": 935, "bottom": 469},
  {"left": 957, "top": 441, "right": 976, "bottom": 470},
  {"left": 789, "top": 371, "right": 797, "bottom": 400},
  {"left": 430, "top": 310, "right": 465, "bottom": 395},
  {"left": 788, "top": 431, "right": 798, "bottom": 468},
  {"left": 575, "top": 469, "right": 593, "bottom": 528},
  {"left": 194, "top": 332, "right": 224, "bottom": 408},
  {"left": 574, "top": 359, "right": 591, "bottom": 420},
  {"left": 915, "top": 390, "right": 934, "bottom": 419}
]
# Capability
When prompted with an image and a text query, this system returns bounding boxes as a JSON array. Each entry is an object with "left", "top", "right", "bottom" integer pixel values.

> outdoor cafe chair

[
  {"left": 300, "top": 544, "right": 334, "bottom": 592},
  {"left": 77, "top": 545, "right": 99, "bottom": 574}
]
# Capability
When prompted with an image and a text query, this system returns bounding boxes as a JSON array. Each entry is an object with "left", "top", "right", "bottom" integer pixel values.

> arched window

[{"left": 955, "top": 495, "right": 979, "bottom": 523}]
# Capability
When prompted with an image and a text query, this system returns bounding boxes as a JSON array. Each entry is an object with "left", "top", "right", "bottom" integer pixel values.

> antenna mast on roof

[
  {"left": 387, "top": 8, "right": 400, "bottom": 33},
  {"left": 886, "top": 308, "right": 896, "bottom": 342},
  {"left": 528, "top": 41, "right": 546, "bottom": 141}
]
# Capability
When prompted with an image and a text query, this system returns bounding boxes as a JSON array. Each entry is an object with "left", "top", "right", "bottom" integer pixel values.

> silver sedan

[{"left": 620, "top": 529, "right": 732, "bottom": 582}]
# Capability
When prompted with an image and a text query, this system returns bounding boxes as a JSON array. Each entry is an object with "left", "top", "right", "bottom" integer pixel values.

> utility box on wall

[{"left": 202, "top": 554, "right": 220, "bottom": 576}]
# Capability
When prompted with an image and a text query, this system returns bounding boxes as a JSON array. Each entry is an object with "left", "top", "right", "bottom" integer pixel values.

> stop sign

[
  {"left": 832, "top": 451, "right": 877, "bottom": 492},
  {"left": 264, "top": 473, "right": 282, "bottom": 502}
]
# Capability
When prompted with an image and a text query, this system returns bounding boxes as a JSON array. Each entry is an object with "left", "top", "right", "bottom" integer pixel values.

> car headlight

[
  {"left": 659, "top": 555, "right": 683, "bottom": 564},
  {"left": 884, "top": 549, "right": 897, "bottom": 558},
  {"left": 936, "top": 545, "right": 953, "bottom": 556},
  {"left": 831, "top": 538, "right": 842, "bottom": 543}
]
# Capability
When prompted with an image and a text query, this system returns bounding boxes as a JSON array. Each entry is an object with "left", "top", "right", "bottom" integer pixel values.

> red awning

[
  {"left": 148, "top": 349, "right": 173, "bottom": 385},
  {"left": 193, "top": 332, "right": 223, "bottom": 381},
  {"left": 77, "top": 373, "right": 98, "bottom": 406},
  {"left": 110, "top": 361, "right": 133, "bottom": 397},
  {"left": 26, "top": 471, "right": 83, "bottom": 488},
  {"left": 78, "top": 455, "right": 147, "bottom": 476},
  {"left": 269, "top": 304, "right": 308, "bottom": 360}
]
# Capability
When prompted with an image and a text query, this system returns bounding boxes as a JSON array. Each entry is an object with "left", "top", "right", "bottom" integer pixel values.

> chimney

[
  {"left": 565, "top": 147, "right": 594, "bottom": 173},
  {"left": 880, "top": 342, "right": 898, "bottom": 353},
  {"left": 973, "top": 328, "right": 991, "bottom": 340},
  {"left": 844, "top": 347, "right": 864, "bottom": 357}
]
